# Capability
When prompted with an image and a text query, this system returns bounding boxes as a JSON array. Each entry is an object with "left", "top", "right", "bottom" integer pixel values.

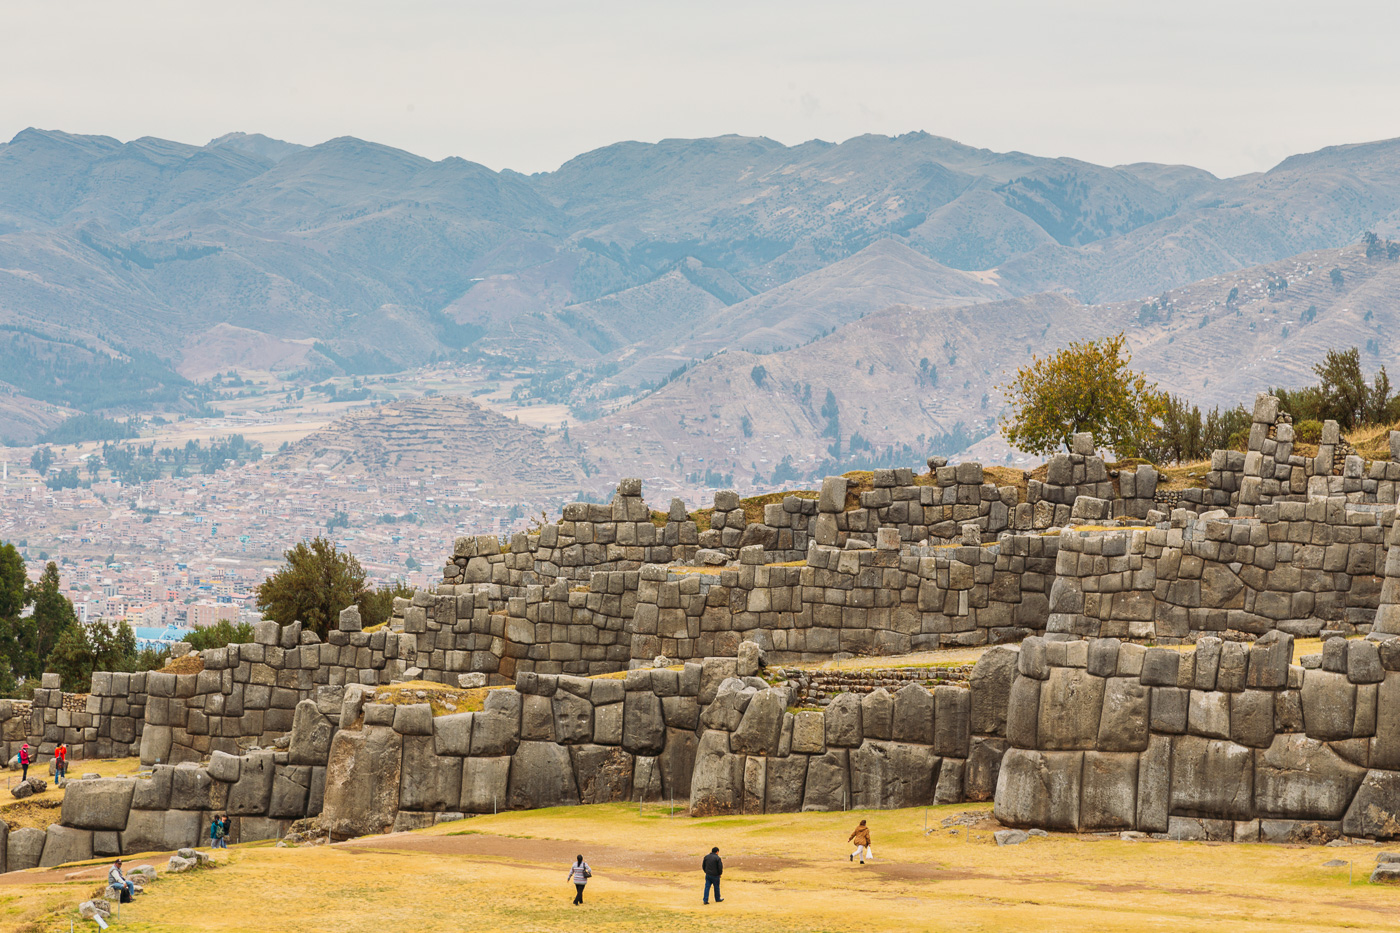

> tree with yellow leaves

[{"left": 1000, "top": 334, "right": 1164, "bottom": 456}]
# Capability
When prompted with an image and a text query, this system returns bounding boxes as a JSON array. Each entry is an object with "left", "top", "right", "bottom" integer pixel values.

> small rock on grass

[
  {"left": 79, "top": 900, "right": 112, "bottom": 920},
  {"left": 1371, "top": 864, "right": 1400, "bottom": 884},
  {"left": 994, "top": 830, "right": 1030, "bottom": 846},
  {"left": 1322, "top": 859, "right": 1349, "bottom": 867}
]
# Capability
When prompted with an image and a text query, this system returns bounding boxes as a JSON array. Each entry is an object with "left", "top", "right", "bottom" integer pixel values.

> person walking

[
  {"left": 218, "top": 815, "right": 231, "bottom": 848},
  {"left": 702, "top": 846, "right": 723, "bottom": 904},
  {"left": 18, "top": 742, "right": 30, "bottom": 781},
  {"left": 210, "top": 814, "right": 223, "bottom": 848},
  {"left": 848, "top": 819, "right": 874, "bottom": 864},
  {"left": 53, "top": 743, "right": 67, "bottom": 783},
  {"left": 567, "top": 854, "right": 592, "bottom": 905}
]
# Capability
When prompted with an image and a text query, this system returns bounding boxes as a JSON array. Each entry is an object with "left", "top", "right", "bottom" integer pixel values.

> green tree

[
  {"left": 182, "top": 620, "right": 255, "bottom": 650},
  {"left": 0, "top": 543, "right": 25, "bottom": 619},
  {"left": 362, "top": 582, "right": 415, "bottom": 629},
  {"left": 1000, "top": 334, "right": 1165, "bottom": 456},
  {"left": 750, "top": 365, "right": 768, "bottom": 388},
  {"left": 28, "top": 562, "right": 79, "bottom": 679},
  {"left": 29, "top": 446, "right": 54, "bottom": 476},
  {"left": 256, "top": 537, "right": 369, "bottom": 638},
  {"left": 1330, "top": 267, "right": 1344, "bottom": 288}
]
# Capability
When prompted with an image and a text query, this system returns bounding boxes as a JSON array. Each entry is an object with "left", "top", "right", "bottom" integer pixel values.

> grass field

[{"left": 6, "top": 801, "right": 1400, "bottom": 932}]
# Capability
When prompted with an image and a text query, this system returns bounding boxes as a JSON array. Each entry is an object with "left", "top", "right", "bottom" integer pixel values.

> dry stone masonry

[{"left": 12, "top": 393, "right": 1400, "bottom": 868}]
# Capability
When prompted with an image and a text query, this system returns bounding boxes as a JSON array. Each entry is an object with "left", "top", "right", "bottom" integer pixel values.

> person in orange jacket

[{"left": 848, "top": 819, "right": 874, "bottom": 864}]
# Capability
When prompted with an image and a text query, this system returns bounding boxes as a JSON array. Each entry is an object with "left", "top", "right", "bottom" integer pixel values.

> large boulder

[
  {"left": 433, "top": 712, "right": 474, "bottom": 757},
  {"left": 824, "top": 693, "right": 864, "bottom": 747},
  {"left": 1343, "top": 770, "right": 1400, "bottom": 838},
  {"left": 850, "top": 741, "right": 940, "bottom": 809},
  {"left": 622, "top": 691, "right": 666, "bottom": 755},
  {"left": 1254, "top": 733, "right": 1366, "bottom": 821},
  {"left": 460, "top": 757, "right": 511, "bottom": 813},
  {"left": 970, "top": 645, "right": 1019, "bottom": 736},
  {"left": 1301, "top": 671, "right": 1356, "bottom": 741},
  {"left": 7, "top": 826, "right": 46, "bottom": 871},
  {"left": 658, "top": 728, "right": 698, "bottom": 799},
  {"left": 289, "top": 700, "right": 335, "bottom": 765},
  {"left": 1169, "top": 735, "right": 1254, "bottom": 820},
  {"left": 60, "top": 777, "right": 134, "bottom": 831},
  {"left": 690, "top": 730, "right": 743, "bottom": 816},
  {"left": 934, "top": 686, "right": 970, "bottom": 758},
  {"left": 1136, "top": 735, "right": 1172, "bottom": 833},
  {"left": 227, "top": 751, "right": 276, "bottom": 815},
  {"left": 860, "top": 688, "right": 894, "bottom": 741},
  {"left": 400, "top": 735, "right": 461, "bottom": 811},
  {"left": 993, "top": 748, "right": 1083, "bottom": 831},
  {"left": 320, "top": 726, "right": 403, "bottom": 839},
  {"left": 507, "top": 742, "right": 579, "bottom": 809},
  {"left": 1079, "top": 751, "right": 1138, "bottom": 831},
  {"left": 551, "top": 691, "right": 594, "bottom": 745},
  {"left": 1037, "top": 668, "right": 1105, "bottom": 750},
  {"left": 131, "top": 767, "right": 172, "bottom": 810},
  {"left": 38, "top": 824, "right": 92, "bottom": 867},
  {"left": 571, "top": 745, "right": 635, "bottom": 804},
  {"left": 169, "top": 765, "right": 215, "bottom": 811},
  {"left": 802, "top": 749, "right": 851, "bottom": 812},
  {"left": 730, "top": 689, "right": 785, "bottom": 756},
  {"left": 890, "top": 684, "right": 934, "bottom": 745},
  {"left": 1097, "top": 678, "right": 1150, "bottom": 751},
  {"left": 764, "top": 755, "right": 809, "bottom": 813},
  {"left": 965, "top": 736, "right": 1008, "bottom": 802},
  {"left": 1006, "top": 676, "right": 1041, "bottom": 748},
  {"left": 120, "top": 808, "right": 201, "bottom": 853}
]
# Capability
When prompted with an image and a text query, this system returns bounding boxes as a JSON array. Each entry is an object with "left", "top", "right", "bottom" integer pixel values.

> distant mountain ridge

[{"left": 3, "top": 126, "right": 1400, "bottom": 441}]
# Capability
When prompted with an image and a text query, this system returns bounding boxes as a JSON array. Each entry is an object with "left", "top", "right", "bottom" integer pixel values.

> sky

[{"left": 3, "top": 0, "right": 1399, "bottom": 178}]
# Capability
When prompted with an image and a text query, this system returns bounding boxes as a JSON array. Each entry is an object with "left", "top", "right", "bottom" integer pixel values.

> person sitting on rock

[
  {"left": 108, "top": 859, "right": 137, "bottom": 903},
  {"left": 848, "top": 819, "right": 874, "bottom": 864}
]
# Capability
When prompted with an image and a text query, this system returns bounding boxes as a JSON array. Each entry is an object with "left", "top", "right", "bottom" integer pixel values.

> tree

[
  {"left": 256, "top": 537, "right": 369, "bottom": 637},
  {"left": 0, "top": 543, "right": 25, "bottom": 619},
  {"left": 28, "top": 562, "right": 79, "bottom": 677},
  {"left": 182, "top": 620, "right": 254, "bottom": 650},
  {"left": 750, "top": 365, "right": 768, "bottom": 388},
  {"left": 1330, "top": 267, "right": 1344, "bottom": 288},
  {"left": 29, "top": 446, "right": 54, "bottom": 476},
  {"left": 362, "top": 582, "right": 415, "bottom": 629},
  {"left": 1000, "top": 334, "right": 1165, "bottom": 456}
]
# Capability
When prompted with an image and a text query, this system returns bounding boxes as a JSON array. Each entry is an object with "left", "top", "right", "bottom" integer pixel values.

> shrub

[{"left": 1293, "top": 420, "right": 1323, "bottom": 444}]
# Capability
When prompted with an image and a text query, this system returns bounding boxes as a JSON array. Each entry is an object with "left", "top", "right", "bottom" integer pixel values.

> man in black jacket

[{"left": 702, "top": 846, "right": 723, "bottom": 904}]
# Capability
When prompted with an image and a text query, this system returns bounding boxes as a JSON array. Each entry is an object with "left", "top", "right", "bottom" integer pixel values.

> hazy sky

[{"left": 4, "top": 0, "right": 1398, "bottom": 177}]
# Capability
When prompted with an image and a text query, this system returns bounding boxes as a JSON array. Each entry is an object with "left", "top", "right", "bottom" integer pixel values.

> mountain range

[{"left": 2, "top": 126, "right": 1400, "bottom": 467}]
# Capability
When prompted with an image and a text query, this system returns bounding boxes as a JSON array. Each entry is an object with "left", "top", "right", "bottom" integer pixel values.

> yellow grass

[
  {"left": 369, "top": 681, "right": 493, "bottom": 715},
  {"left": 5, "top": 802, "right": 1400, "bottom": 932},
  {"left": 1347, "top": 421, "right": 1400, "bottom": 461},
  {"left": 799, "top": 647, "right": 988, "bottom": 671}
]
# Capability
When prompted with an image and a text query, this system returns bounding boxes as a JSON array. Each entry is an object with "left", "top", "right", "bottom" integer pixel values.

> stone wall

[
  {"left": 993, "top": 629, "right": 1400, "bottom": 842},
  {"left": 1047, "top": 504, "right": 1395, "bottom": 644},
  {"left": 0, "top": 673, "right": 146, "bottom": 764}
]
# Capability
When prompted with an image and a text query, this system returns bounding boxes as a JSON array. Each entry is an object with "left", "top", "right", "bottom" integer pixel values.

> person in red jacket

[
  {"left": 18, "top": 742, "right": 31, "bottom": 781},
  {"left": 54, "top": 743, "right": 68, "bottom": 782}
]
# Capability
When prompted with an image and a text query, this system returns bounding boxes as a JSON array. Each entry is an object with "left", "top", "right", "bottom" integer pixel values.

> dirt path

[
  {"left": 0, "top": 854, "right": 170, "bottom": 886},
  {"left": 340, "top": 830, "right": 799, "bottom": 873}
]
